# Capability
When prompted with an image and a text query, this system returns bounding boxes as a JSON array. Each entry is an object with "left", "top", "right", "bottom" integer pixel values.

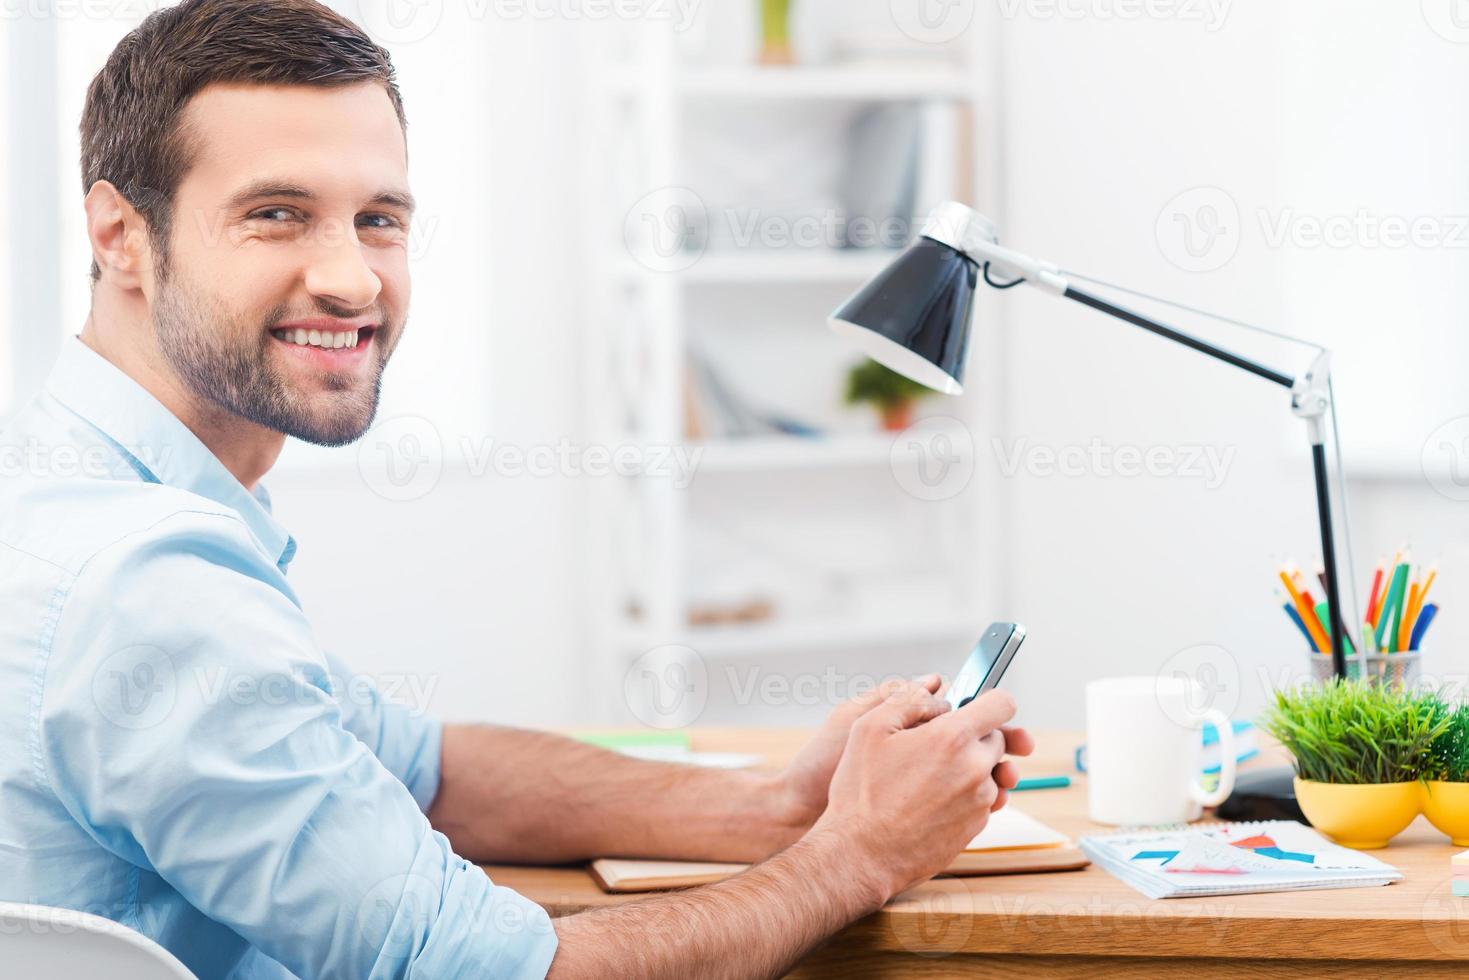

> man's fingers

[
  {"left": 827, "top": 676, "right": 937, "bottom": 732},
  {"left": 1001, "top": 726, "right": 1035, "bottom": 758},
  {"left": 860, "top": 687, "right": 950, "bottom": 734},
  {"left": 940, "top": 688, "right": 1017, "bottom": 738},
  {"left": 992, "top": 759, "right": 1019, "bottom": 791},
  {"left": 991, "top": 786, "right": 1009, "bottom": 813}
]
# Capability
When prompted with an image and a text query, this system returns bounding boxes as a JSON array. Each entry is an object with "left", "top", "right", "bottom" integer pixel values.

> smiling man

[{"left": 0, "top": 2, "right": 1030, "bottom": 978}]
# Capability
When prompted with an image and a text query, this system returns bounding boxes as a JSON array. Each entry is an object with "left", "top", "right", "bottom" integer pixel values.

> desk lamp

[{"left": 829, "top": 202, "right": 1361, "bottom": 819}]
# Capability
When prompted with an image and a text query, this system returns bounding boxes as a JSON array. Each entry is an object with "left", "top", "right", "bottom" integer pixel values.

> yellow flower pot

[
  {"left": 1422, "top": 781, "right": 1469, "bottom": 846},
  {"left": 1293, "top": 778, "right": 1421, "bottom": 849}
]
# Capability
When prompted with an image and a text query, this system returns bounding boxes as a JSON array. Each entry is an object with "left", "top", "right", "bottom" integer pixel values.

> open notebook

[{"left": 591, "top": 806, "right": 1089, "bottom": 893}]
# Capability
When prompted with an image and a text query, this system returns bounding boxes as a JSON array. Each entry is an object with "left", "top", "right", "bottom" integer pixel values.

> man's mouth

[{"left": 270, "top": 324, "right": 376, "bottom": 351}]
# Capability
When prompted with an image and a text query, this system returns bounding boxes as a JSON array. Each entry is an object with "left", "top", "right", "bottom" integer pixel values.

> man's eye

[
  {"left": 249, "top": 207, "right": 300, "bottom": 222},
  {"left": 358, "top": 213, "right": 402, "bottom": 230}
]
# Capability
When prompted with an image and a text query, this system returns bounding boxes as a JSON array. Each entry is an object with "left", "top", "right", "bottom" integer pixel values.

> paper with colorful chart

[{"left": 1081, "top": 820, "right": 1402, "bottom": 898}]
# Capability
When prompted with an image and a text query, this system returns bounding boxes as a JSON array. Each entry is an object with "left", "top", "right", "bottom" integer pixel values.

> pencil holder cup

[{"left": 1309, "top": 652, "right": 1421, "bottom": 691}]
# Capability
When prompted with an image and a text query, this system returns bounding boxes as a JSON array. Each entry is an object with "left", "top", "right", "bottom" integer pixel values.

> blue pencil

[
  {"left": 1283, "top": 603, "right": 1319, "bottom": 652},
  {"left": 1410, "top": 604, "right": 1440, "bottom": 651}
]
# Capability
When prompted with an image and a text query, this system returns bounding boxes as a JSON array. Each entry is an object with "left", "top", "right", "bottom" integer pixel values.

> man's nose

[{"left": 303, "top": 228, "right": 382, "bottom": 310}]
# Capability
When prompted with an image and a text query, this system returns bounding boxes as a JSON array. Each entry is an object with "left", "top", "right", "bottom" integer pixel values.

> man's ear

[{"left": 84, "top": 180, "right": 155, "bottom": 289}]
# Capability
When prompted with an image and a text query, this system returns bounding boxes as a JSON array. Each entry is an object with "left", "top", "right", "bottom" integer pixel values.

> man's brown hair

[{"left": 79, "top": 0, "right": 406, "bottom": 281}]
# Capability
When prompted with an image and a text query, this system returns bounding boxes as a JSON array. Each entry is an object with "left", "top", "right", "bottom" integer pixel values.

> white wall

[{"left": 997, "top": 0, "right": 1468, "bottom": 732}]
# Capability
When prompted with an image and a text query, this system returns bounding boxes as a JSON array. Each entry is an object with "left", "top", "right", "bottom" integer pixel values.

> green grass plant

[
  {"left": 1427, "top": 699, "right": 1469, "bottom": 782},
  {"left": 1262, "top": 679, "right": 1452, "bottom": 784}
]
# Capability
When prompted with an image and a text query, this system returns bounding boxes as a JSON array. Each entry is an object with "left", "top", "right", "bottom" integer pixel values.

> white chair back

[{"left": 0, "top": 902, "right": 196, "bottom": 979}]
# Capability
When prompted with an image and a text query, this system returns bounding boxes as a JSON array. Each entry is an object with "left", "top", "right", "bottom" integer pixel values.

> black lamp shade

[{"left": 829, "top": 237, "right": 978, "bottom": 395}]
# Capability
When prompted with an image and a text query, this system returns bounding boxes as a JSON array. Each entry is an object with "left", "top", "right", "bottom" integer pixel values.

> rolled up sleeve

[
  {"left": 39, "top": 511, "right": 556, "bottom": 980},
  {"left": 323, "top": 649, "right": 444, "bottom": 812}
]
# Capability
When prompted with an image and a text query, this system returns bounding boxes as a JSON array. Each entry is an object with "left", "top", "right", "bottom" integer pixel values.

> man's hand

[
  {"left": 773, "top": 674, "right": 944, "bottom": 831},
  {"left": 550, "top": 686, "right": 1033, "bottom": 979},
  {"left": 774, "top": 676, "right": 1032, "bottom": 839},
  {"left": 808, "top": 686, "right": 1033, "bottom": 905}
]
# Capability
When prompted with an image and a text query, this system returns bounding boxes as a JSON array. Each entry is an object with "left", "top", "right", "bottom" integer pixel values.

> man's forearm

[
  {"left": 427, "top": 724, "right": 813, "bottom": 864},
  {"left": 548, "top": 827, "right": 884, "bottom": 980}
]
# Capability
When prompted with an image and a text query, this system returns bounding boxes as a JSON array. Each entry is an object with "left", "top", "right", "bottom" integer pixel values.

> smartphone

[{"left": 944, "top": 622, "right": 1026, "bottom": 710}]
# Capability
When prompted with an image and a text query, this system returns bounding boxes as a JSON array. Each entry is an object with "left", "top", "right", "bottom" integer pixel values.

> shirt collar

[{"left": 45, "top": 337, "right": 297, "bottom": 570}]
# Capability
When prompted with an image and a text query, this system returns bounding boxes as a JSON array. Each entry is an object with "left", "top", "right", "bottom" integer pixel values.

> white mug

[{"left": 1085, "top": 676, "right": 1237, "bottom": 825}]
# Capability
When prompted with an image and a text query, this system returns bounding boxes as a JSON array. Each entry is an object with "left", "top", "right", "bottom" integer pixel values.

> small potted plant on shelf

[
  {"left": 844, "top": 360, "right": 933, "bottom": 432},
  {"left": 1423, "top": 699, "right": 1469, "bottom": 846},
  {"left": 759, "top": 0, "right": 794, "bottom": 64},
  {"left": 1262, "top": 680, "right": 1450, "bottom": 849}
]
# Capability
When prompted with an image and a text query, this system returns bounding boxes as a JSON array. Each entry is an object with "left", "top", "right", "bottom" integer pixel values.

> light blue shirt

[{"left": 0, "top": 339, "right": 557, "bottom": 979}]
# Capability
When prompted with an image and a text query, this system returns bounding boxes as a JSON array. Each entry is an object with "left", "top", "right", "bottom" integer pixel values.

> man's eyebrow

[
  {"left": 227, "top": 181, "right": 316, "bottom": 209},
  {"left": 368, "top": 190, "right": 416, "bottom": 215},
  {"left": 227, "top": 181, "right": 416, "bottom": 215}
]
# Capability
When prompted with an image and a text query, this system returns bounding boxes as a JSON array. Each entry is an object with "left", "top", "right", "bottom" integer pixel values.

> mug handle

[{"left": 1189, "top": 708, "right": 1237, "bottom": 808}]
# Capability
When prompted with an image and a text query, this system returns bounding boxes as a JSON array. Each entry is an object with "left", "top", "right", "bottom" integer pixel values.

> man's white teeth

[{"left": 272, "top": 328, "right": 360, "bottom": 350}]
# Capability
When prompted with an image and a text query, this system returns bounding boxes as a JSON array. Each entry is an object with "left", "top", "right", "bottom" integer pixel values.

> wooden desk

[{"left": 482, "top": 730, "right": 1469, "bottom": 977}]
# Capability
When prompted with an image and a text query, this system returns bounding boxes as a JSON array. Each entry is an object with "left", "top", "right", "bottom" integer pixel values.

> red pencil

[{"left": 1364, "top": 566, "right": 1385, "bottom": 624}]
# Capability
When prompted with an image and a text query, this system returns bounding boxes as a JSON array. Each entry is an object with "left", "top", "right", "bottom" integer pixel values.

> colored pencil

[
  {"left": 1298, "top": 586, "right": 1332, "bottom": 648},
  {"left": 1410, "top": 604, "right": 1440, "bottom": 651},
  {"left": 1410, "top": 566, "right": 1438, "bottom": 627},
  {"left": 1376, "top": 563, "right": 1409, "bottom": 652},
  {"left": 1014, "top": 776, "right": 1071, "bottom": 791},
  {"left": 1399, "top": 578, "right": 1422, "bottom": 654},
  {"left": 1316, "top": 601, "right": 1355, "bottom": 655},
  {"left": 1364, "top": 565, "right": 1385, "bottom": 626},
  {"left": 1283, "top": 603, "right": 1318, "bottom": 651},
  {"left": 1280, "top": 569, "right": 1330, "bottom": 653}
]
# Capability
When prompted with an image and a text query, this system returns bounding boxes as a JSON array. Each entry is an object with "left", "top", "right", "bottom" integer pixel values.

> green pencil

[{"left": 1376, "top": 563, "right": 1409, "bottom": 652}]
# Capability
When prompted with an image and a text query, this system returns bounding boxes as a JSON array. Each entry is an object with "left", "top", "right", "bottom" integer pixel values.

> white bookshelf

[{"left": 582, "top": 16, "right": 1008, "bottom": 716}]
